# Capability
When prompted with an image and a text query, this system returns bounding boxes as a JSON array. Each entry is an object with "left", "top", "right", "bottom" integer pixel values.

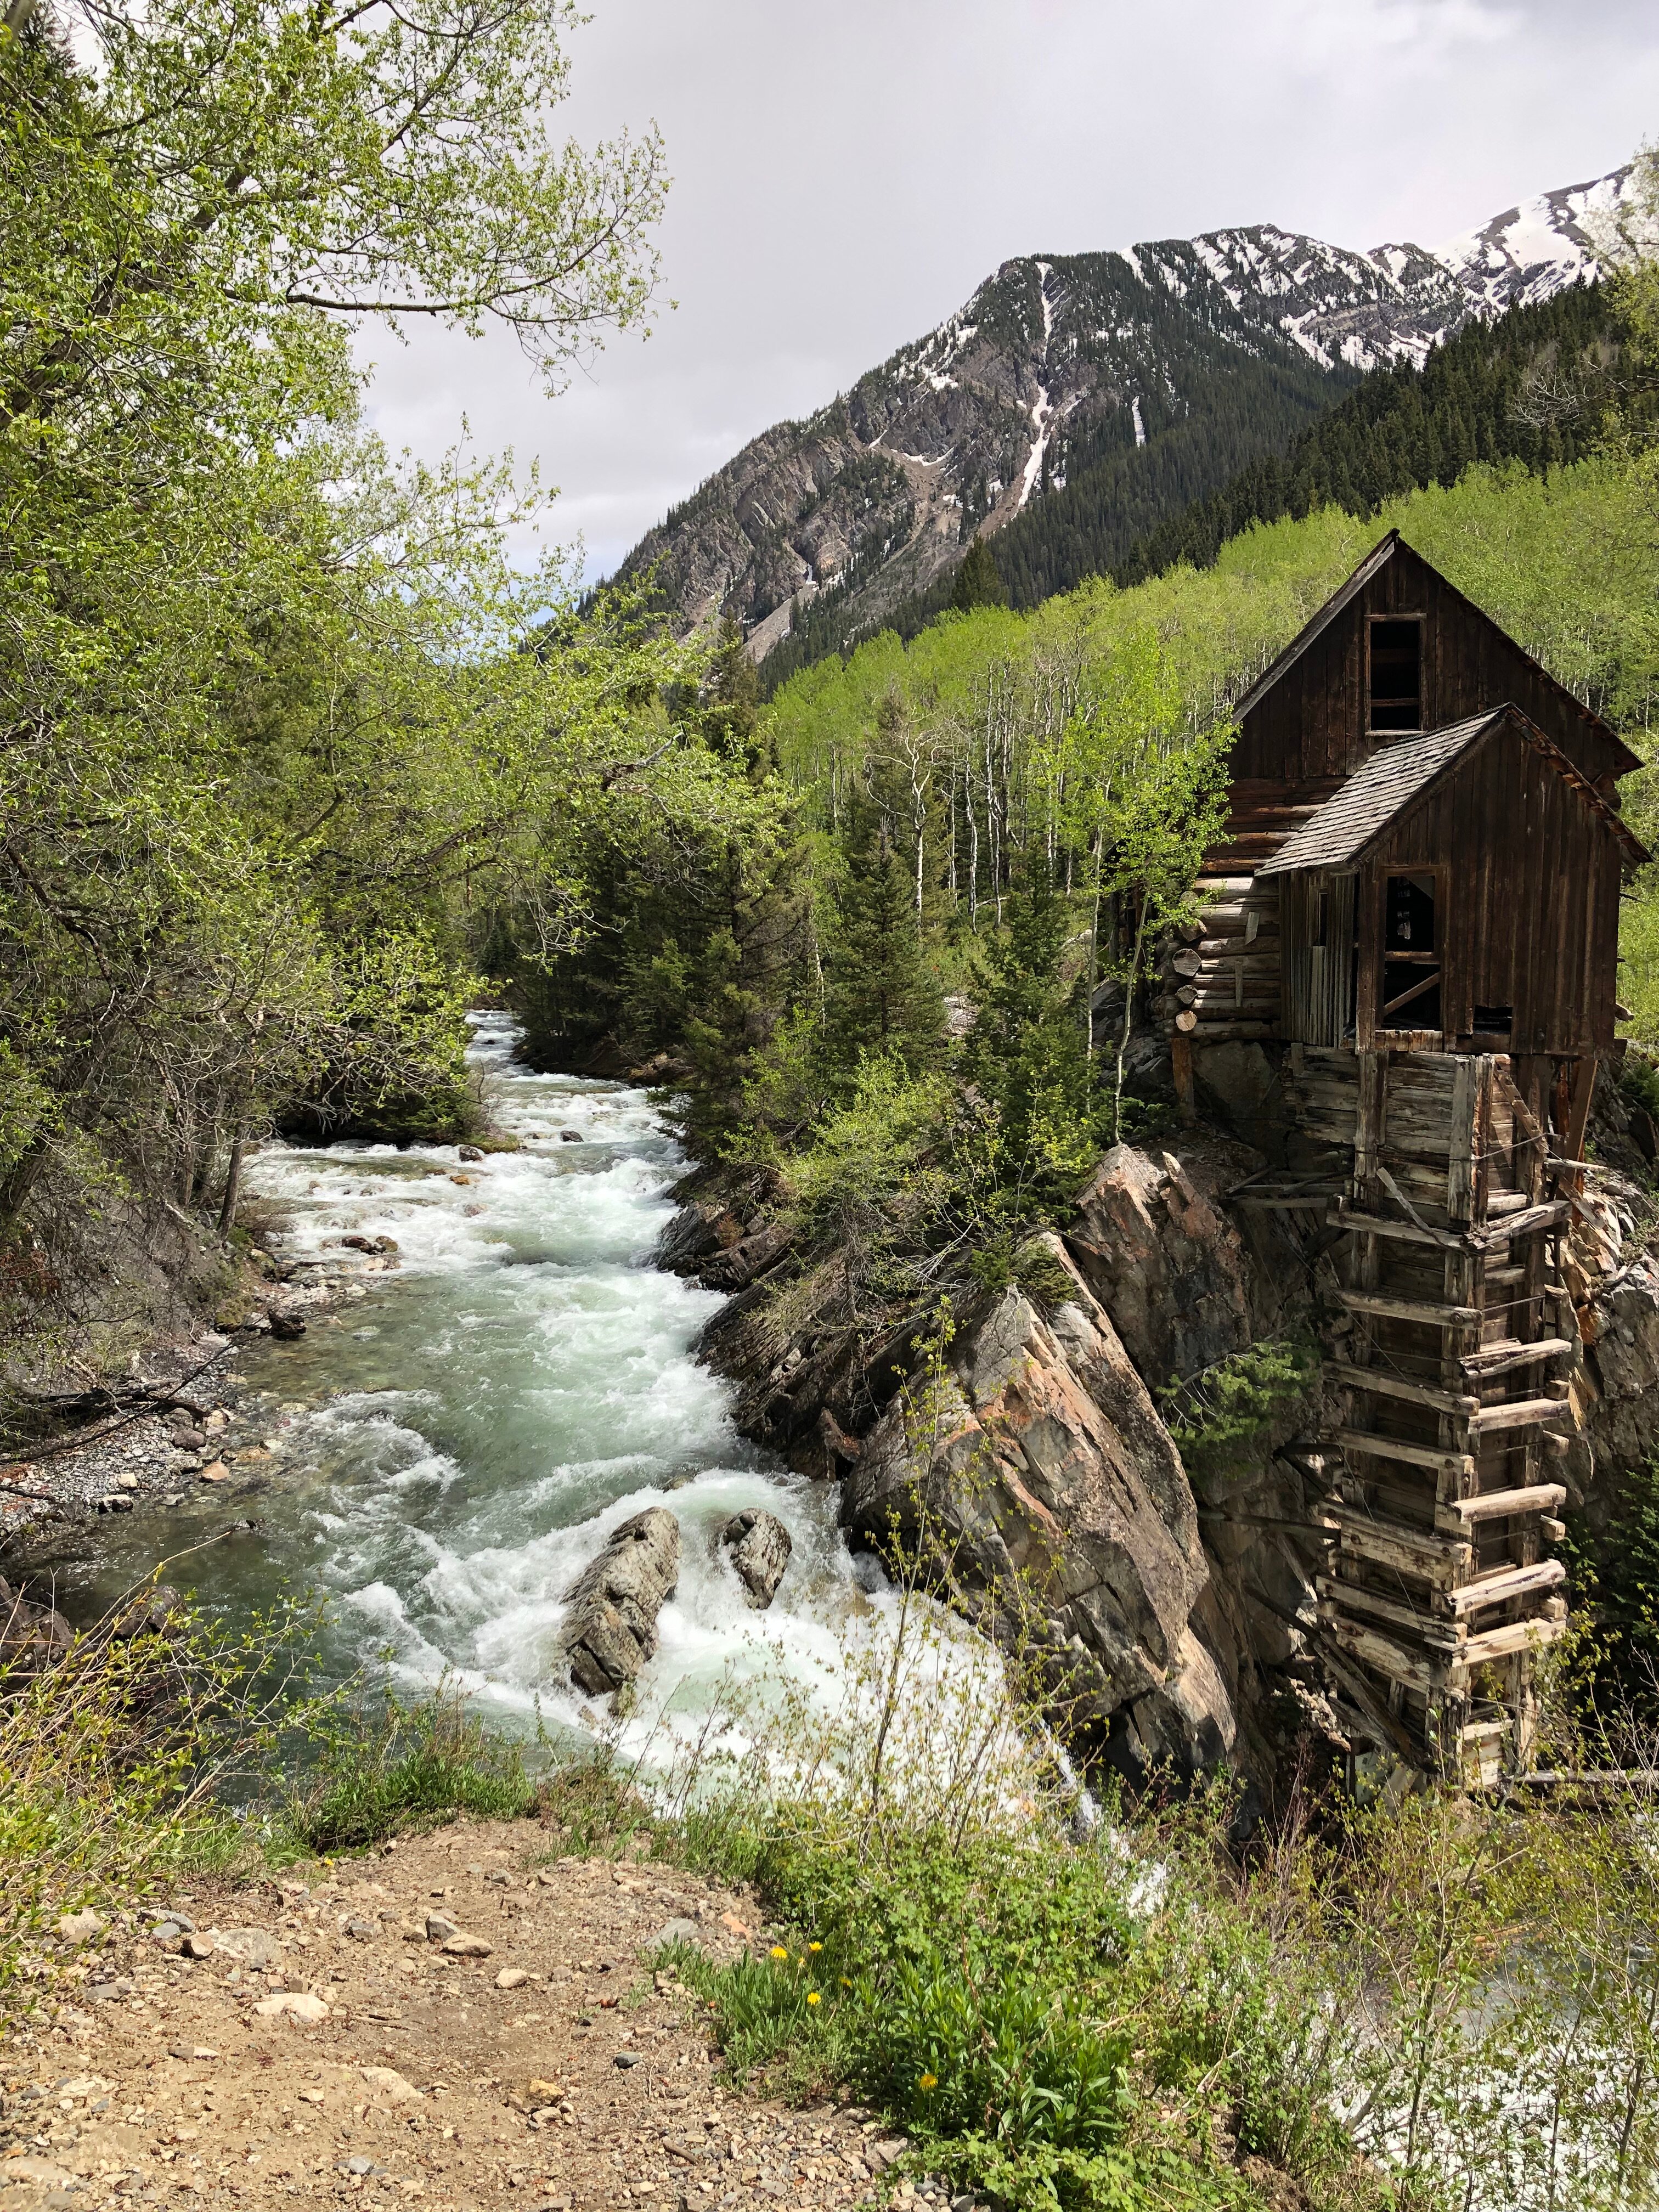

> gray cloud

[{"left": 357, "top": 0, "right": 1659, "bottom": 580}]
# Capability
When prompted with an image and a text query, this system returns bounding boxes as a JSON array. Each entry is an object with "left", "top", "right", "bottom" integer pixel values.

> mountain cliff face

[{"left": 615, "top": 168, "right": 1637, "bottom": 670}]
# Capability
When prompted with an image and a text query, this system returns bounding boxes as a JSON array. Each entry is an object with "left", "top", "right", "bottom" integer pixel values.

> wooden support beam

[
  {"left": 1336, "top": 1289, "right": 1480, "bottom": 1327},
  {"left": 1442, "top": 1483, "right": 1568, "bottom": 1525},
  {"left": 1324, "top": 1616, "right": 1444, "bottom": 1695},
  {"left": 1329, "top": 1205, "right": 1467, "bottom": 1251},
  {"left": 1460, "top": 1614, "right": 1570, "bottom": 1667},
  {"left": 1316, "top": 1578, "right": 1466, "bottom": 1653},
  {"left": 1460, "top": 1338, "right": 1572, "bottom": 1380},
  {"left": 1333, "top": 1429, "right": 1476, "bottom": 1479},
  {"left": 1323, "top": 1362, "right": 1480, "bottom": 1415},
  {"left": 1445, "top": 1559, "right": 1567, "bottom": 1617},
  {"left": 1471, "top": 1201, "right": 1570, "bottom": 1248},
  {"left": 1469, "top": 1397, "right": 1568, "bottom": 1437},
  {"left": 1325, "top": 1505, "right": 1474, "bottom": 1579}
]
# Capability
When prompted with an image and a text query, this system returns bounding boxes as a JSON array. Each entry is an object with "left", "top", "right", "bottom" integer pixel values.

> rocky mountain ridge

[{"left": 617, "top": 167, "right": 1639, "bottom": 670}]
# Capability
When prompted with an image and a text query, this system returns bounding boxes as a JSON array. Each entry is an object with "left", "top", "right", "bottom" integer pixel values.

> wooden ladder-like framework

[{"left": 1282, "top": 1046, "right": 1583, "bottom": 1783}]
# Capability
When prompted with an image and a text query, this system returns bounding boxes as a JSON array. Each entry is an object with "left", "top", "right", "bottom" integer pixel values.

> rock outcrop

[
  {"left": 670, "top": 1107, "right": 1659, "bottom": 1787},
  {"left": 560, "top": 1509, "right": 681, "bottom": 1700},
  {"left": 840, "top": 1235, "right": 1236, "bottom": 1776},
  {"left": 720, "top": 1509, "right": 792, "bottom": 1609}
]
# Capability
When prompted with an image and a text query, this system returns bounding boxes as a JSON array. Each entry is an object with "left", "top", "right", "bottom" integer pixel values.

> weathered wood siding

[
  {"left": 1357, "top": 725, "right": 1626, "bottom": 1054},
  {"left": 1231, "top": 540, "right": 1630, "bottom": 794}
]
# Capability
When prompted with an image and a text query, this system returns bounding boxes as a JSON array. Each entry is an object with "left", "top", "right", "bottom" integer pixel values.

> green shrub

[{"left": 281, "top": 1688, "right": 540, "bottom": 1853}]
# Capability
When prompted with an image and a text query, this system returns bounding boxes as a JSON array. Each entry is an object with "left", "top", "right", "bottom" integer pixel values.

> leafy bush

[{"left": 1156, "top": 1334, "right": 1318, "bottom": 1476}]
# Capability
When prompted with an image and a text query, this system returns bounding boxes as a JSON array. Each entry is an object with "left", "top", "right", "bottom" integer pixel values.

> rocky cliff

[{"left": 662, "top": 1082, "right": 1659, "bottom": 1792}]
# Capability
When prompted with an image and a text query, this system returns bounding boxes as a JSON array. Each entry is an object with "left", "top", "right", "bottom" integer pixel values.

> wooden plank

[
  {"left": 1442, "top": 1483, "right": 1567, "bottom": 1525},
  {"left": 1444, "top": 1558, "right": 1567, "bottom": 1617},
  {"left": 1324, "top": 1362, "right": 1479, "bottom": 1415},
  {"left": 1471, "top": 1201, "right": 1570, "bottom": 1248},
  {"left": 1330, "top": 1205, "right": 1467, "bottom": 1251},
  {"left": 1460, "top": 1338, "right": 1572, "bottom": 1380},
  {"left": 1469, "top": 1397, "right": 1568, "bottom": 1437},
  {"left": 1459, "top": 1614, "right": 1570, "bottom": 1667},
  {"left": 1336, "top": 1289, "right": 1480, "bottom": 1326},
  {"left": 1326, "top": 1506, "right": 1473, "bottom": 1579},
  {"left": 1325, "top": 1616, "right": 1444, "bottom": 1695},
  {"left": 1333, "top": 1429, "right": 1476, "bottom": 1479},
  {"left": 1316, "top": 1578, "right": 1466, "bottom": 1653}
]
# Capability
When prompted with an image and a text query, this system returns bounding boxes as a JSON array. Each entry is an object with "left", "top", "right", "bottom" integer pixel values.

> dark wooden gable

[{"left": 1227, "top": 532, "right": 1638, "bottom": 803}]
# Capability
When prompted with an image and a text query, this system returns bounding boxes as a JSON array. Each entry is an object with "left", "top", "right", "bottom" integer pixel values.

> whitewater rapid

[{"left": 61, "top": 1013, "right": 894, "bottom": 1752}]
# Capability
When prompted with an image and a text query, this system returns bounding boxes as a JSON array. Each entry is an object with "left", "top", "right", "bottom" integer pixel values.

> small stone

[
  {"left": 344, "top": 1917, "right": 377, "bottom": 1940},
  {"left": 559, "top": 1128, "right": 582, "bottom": 1142},
  {"left": 359, "top": 2066, "right": 421, "bottom": 2102},
  {"left": 199, "top": 1461, "right": 229, "bottom": 1483},
  {"left": 440, "top": 1932, "right": 493, "bottom": 1958},
  {"left": 253, "top": 1991, "right": 329, "bottom": 2022},
  {"left": 484, "top": 1869, "right": 512, "bottom": 1886},
  {"left": 425, "top": 1911, "right": 460, "bottom": 1943},
  {"left": 496, "top": 1967, "right": 530, "bottom": 1989},
  {"left": 614, "top": 2052, "right": 641, "bottom": 2069},
  {"left": 180, "top": 1933, "right": 216, "bottom": 1960},
  {"left": 656, "top": 1917, "right": 701, "bottom": 1946},
  {"left": 116, "top": 1470, "right": 140, "bottom": 1491},
  {"left": 458, "top": 1146, "right": 484, "bottom": 1162},
  {"left": 55, "top": 1908, "right": 105, "bottom": 1943}
]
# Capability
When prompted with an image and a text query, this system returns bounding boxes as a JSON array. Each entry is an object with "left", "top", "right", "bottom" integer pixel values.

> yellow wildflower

[
  {"left": 808, "top": 1942, "right": 822, "bottom": 1953},
  {"left": 770, "top": 1945, "right": 788, "bottom": 1961},
  {"left": 919, "top": 2073, "right": 938, "bottom": 2091},
  {"left": 806, "top": 1991, "right": 821, "bottom": 2006}
]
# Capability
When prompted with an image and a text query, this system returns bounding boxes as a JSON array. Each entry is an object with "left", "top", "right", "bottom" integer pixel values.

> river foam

[{"left": 150, "top": 1011, "right": 891, "bottom": 1751}]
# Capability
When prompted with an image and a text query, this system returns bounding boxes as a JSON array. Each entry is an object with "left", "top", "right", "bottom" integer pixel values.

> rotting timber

[{"left": 1154, "top": 531, "right": 1648, "bottom": 1786}]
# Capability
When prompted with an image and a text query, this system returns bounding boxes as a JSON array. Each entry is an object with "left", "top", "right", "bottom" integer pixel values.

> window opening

[
  {"left": 1381, "top": 871, "right": 1440, "bottom": 1030},
  {"left": 1369, "top": 617, "right": 1423, "bottom": 734}
]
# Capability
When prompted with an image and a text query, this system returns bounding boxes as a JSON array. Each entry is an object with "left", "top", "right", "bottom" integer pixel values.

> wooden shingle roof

[{"left": 1257, "top": 704, "right": 1649, "bottom": 876}]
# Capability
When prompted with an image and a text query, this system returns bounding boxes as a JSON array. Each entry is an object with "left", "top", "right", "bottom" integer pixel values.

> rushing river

[{"left": 51, "top": 1012, "right": 891, "bottom": 1751}]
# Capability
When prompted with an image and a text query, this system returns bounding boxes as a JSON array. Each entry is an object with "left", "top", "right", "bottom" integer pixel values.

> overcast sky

[{"left": 358, "top": 0, "right": 1659, "bottom": 584}]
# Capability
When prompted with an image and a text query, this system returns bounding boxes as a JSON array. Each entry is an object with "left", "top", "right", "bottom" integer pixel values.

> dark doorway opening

[{"left": 1381, "top": 870, "right": 1441, "bottom": 1030}]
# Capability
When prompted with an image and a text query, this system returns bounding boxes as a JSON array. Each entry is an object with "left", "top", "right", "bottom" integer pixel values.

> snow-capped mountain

[{"left": 617, "top": 167, "right": 1641, "bottom": 666}]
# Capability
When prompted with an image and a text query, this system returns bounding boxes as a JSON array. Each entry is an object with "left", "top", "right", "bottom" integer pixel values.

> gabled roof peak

[{"left": 1232, "top": 532, "right": 1639, "bottom": 778}]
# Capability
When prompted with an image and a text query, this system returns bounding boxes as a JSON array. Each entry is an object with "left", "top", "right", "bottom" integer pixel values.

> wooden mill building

[{"left": 1161, "top": 531, "right": 1647, "bottom": 1783}]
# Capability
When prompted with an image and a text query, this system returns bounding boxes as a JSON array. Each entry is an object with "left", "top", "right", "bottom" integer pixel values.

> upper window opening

[{"left": 1370, "top": 616, "right": 1423, "bottom": 734}]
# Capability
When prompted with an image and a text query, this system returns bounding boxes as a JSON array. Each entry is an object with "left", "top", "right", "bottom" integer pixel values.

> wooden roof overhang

[
  {"left": 1232, "top": 530, "right": 1643, "bottom": 781},
  {"left": 1255, "top": 703, "right": 1650, "bottom": 879}
]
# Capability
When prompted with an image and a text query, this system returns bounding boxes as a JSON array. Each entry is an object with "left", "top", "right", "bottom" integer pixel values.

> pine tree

[
  {"left": 822, "top": 768, "right": 946, "bottom": 1078},
  {"left": 951, "top": 535, "right": 1008, "bottom": 612},
  {"left": 703, "top": 617, "right": 775, "bottom": 780}
]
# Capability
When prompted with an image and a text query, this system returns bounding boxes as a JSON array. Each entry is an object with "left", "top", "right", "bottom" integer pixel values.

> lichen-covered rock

[
  {"left": 720, "top": 1508, "right": 792, "bottom": 1608},
  {"left": 560, "top": 1508, "right": 681, "bottom": 1698},
  {"left": 840, "top": 1235, "right": 1235, "bottom": 1778}
]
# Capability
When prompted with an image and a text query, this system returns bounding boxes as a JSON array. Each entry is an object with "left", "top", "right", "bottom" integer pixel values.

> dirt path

[{"left": 0, "top": 1821, "right": 916, "bottom": 2212}]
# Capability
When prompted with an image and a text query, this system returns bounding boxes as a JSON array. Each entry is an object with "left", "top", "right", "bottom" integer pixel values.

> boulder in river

[
  {"left": 561, "top": 1508, "right": 681, "bottom": 1698},
  {"left": 720, "top": 1508, "right": 792, "bottom": 1609},
  {"left": 0, "top": 1577, "right": 72, "bottom": 1675}
]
